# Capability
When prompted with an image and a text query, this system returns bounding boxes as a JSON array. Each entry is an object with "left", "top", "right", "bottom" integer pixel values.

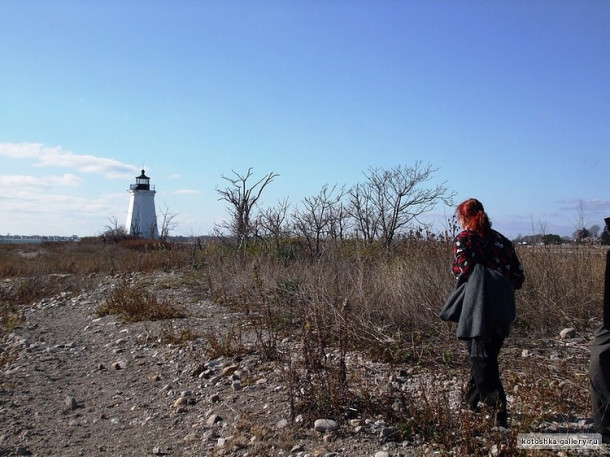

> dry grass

[
  {"left": 0, "top": 238, "right": 607, "bottom": 455},
  {"left": 96, "top": 278, "right": 186, "bottom": 322}
]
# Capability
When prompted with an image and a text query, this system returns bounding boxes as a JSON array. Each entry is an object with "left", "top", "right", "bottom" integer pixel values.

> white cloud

[
  {"left": 0, "top": 142, "right": 138, "bottom": 179},
  {"left": 0, "top": 173, "right": 83, "bottom": 188},
  {"left": 174, "top": 189, "right": 200, "bottom": 195},
  {"left": 0, "top": 187, "right": 110, "bottom": 211}
]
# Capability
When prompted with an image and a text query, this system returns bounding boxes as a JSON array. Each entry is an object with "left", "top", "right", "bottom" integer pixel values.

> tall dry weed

[{"left": 516, "top": 244, "right": 605, "bottom": 335}]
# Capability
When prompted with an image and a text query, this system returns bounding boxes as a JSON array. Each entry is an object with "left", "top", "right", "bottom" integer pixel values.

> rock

[
  {"left": 15, "top": 445, "right": 30, "bottom": 456},
  {"left": 379, "top": 426, "right": 398, "bottom": 442},
  {"left": 206, "top": 413, "right": 222, "bottom": 426},
  {"left": 111, "top": 361, "right": 126, "bottom": 370},
  {"left": 184, "top": 432, "right": 198, "bottom": 443},
  {"left": 173, "top": 397, "right": 188, "bottom": 408},
  {"left": 276, "top": 418, "right": 289, "bottom": 429},
  {"left": 209, "top": 375, "right": 223, "bottom": 385},
  {"left": 323, "top": 433, "right": 336, "bottom": 443},
  {"left": 375, "top": 452, "right": 390, "bottom": 457},
  {"left": 314, "top": 418, "right": 339, "bottom": 433},
  {"left": 560, "top": 328, "right": 576, "bottom": 339},
  {"left": 65, "top": 395, "right": 78, "bottom": 410},
  {"left": 222, "top": 364, "right": 238, "bottom": 377},
  {"left": 203, "top": 429, "right": 218, "bottom": 440}
]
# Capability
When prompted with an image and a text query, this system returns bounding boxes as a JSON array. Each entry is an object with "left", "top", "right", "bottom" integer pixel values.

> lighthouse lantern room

[{"left": 126, "top": 169, "right": 159, "bottom": 239}]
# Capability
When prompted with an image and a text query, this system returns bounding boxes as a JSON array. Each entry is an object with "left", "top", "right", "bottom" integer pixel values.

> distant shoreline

[{"left": 0, "top": 235, "right": 80, "bottom": 244}]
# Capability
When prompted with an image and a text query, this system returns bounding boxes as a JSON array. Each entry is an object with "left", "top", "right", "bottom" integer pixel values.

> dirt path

[{"left": 0, "top": 275, "right": 389, "bottom": 456}]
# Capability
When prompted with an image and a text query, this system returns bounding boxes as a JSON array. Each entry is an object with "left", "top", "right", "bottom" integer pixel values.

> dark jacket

[{"left": 440, "top": 263, "right": 516, "bottom": 340}]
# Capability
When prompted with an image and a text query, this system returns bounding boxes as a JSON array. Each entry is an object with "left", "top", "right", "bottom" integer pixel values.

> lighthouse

[{"left": 126, "top": 170, "right": 159, "bottom": 239}]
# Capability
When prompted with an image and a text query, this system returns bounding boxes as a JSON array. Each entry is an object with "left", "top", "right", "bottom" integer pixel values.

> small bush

[
  {"left": 97, "top": 279, "right": 185, "bottom": 322},
  {"left": 158, "top": 322, "right": 198, "bottom": 345},
  {"left": 204, "top": 327, "right": 248, "bottom": 359}
]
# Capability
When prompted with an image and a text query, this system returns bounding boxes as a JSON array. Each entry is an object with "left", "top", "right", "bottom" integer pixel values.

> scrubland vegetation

[{"left": 0, "top": 234, "right": 607, "bottom": 455}]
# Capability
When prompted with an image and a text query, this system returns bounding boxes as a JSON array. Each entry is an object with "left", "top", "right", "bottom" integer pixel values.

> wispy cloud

[
  {"left": 0, "top": 173, "right": 83, "bottom": 188},
  {"left": 560, "top": 198, "right": 610, "bottom": 212},
  {"left": 0, "top": 142, "right": 138, "bottom": 178},
  {"left": 174, "top": 189, "right": 200, "bottom": 195},
  {"left": 0, "top": 189, "right": 114, "bottom": 214}
]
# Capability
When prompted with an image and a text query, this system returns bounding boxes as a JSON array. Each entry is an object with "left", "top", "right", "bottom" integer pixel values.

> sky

[{"left": 1, "top": 1, "right": 609, "bottom": 239}]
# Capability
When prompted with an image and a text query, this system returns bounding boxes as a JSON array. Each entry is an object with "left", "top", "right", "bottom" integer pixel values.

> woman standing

[{"left": 451, "top": 198, "right": 525, "bottom": 427}]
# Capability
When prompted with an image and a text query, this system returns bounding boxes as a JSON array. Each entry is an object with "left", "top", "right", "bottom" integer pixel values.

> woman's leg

[{"left": 466, "top": 337, "right": 507, "bottom": 426}]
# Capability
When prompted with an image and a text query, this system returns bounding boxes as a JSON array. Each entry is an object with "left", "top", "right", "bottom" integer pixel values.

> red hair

[{"left": 457, "top": 198, "right": 492, "bottom": 237}]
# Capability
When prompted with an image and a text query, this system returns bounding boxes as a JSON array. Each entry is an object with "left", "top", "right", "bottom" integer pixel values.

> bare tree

[
  {"left": 571, "top": 200, "right": 591, "bottom": 243},
  {"left": 571, "top": 200, "right": 589, "bottom": 234},
  {"left": 347, "top": 180, "right": 381, "bottom": 243},
  {"left": 103, "top": 215, "right": 128, "bottom": 242},
  {"left": 159, "top": 204, "right": 179, "bottom": 241},
  {"left": 327, "top": 198, "right": 349, "bottom": 243},
  {"left": 348, "top": 162, "right": 455, "bottom": 247},
  {"left": 255, "top": 198, "right": 290, "bottom": 253},
  {"left": 292, "top": 184, "right": 345, "bottom": 256},
  {"left": 216, "top": 168, "right": 278, "bottom": 248}
]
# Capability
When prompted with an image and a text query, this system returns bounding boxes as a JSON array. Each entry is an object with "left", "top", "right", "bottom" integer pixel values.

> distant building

[{"left": 125, "top": 170, "right": 159, "bottom": 239}]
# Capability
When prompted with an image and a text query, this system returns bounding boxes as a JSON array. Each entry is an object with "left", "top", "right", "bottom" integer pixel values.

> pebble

[
  {"left": 276, "top": 418, "right": 289, "bottom": 429},
  {"left": 111, "top": 361, "right": 126, "bottom": 370},
  {"left": 222, "top": 364, "right": 238, "bottom": 377},
  {"left": 65, "top": 395, "right": 78, "bottom": 410},
  {"left": 206, "top": 414, "right": 222, "bottom": 426},
  {"left": 314, "top": 419, "right": 339, "bottom": 433},
  {"left": 560, "top": 327, "right": 576, "bottom": 339},
  {"left": 15, "top": 446, "right": 30, "bottom": 456},
  {"left": 173, "top": 397, "right": 188, "bottom": 408},
  {"left": 379, "top": 426, "right": 398, "bottom": 442}
]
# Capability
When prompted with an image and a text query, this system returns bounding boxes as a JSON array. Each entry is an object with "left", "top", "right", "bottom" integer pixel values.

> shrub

[{"left": 96, "top": 279, "right": 185, "bottom": 322}]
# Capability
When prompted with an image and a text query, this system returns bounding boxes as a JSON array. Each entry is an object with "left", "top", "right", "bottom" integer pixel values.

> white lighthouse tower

[{"left": 126, "top": 169, "right": 159, "bottom": 239}]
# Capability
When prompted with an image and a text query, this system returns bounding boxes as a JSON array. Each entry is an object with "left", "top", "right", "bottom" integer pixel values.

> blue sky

[{"left": 1, "top": 1, "right": 609, "bottom": 239}]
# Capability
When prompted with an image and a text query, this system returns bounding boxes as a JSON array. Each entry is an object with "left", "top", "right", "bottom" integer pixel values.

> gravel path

[{"left": 0, "top": 274, "right": 398, "bottom": 456}]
